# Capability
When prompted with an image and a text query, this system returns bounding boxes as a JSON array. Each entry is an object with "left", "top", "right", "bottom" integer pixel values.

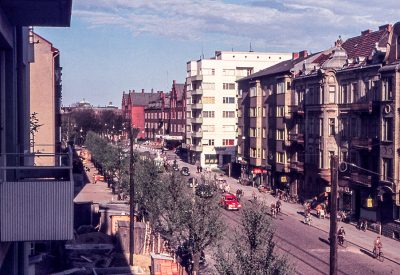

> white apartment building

[{"left": 185, "top": 51, "right": 292, "bottom": 167}]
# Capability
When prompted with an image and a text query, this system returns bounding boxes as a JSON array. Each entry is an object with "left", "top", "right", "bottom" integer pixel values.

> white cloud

[{"left": 74, "top": 0, "right": 400, "bottom": 52}]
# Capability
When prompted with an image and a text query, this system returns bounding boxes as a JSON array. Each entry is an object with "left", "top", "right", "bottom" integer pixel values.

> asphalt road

[{"left": 138, "top": 146, "right": 399, "bottom": 274}]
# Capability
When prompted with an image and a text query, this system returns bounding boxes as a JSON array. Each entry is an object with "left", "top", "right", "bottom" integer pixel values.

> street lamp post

[{"left": 128, "top": 120, "right": 135, "bottom": 266}]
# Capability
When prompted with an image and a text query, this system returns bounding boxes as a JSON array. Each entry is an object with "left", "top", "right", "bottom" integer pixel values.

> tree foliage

[{"left": 214, "top": 201, "right": 293, "bottom": 275}]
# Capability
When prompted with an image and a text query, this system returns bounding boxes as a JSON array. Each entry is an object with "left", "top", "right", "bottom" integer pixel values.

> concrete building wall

[{"left": 30, "top": 33, "right": 56, "bottom": 165}]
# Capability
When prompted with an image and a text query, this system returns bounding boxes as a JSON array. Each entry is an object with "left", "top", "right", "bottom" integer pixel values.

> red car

[{"left": 220, "top": 193, "right": 242, "bottom": 210}]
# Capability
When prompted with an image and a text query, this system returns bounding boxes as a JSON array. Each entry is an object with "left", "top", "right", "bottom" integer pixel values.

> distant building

[
  {"left": 184, "top": 50, "right": 292, "bottom": 167},
  {"left": 122, "top": 89, "right": 161, "bottom": 139},
  {"left": 144, "top": 91, "right": 168, "bottom": 140}
]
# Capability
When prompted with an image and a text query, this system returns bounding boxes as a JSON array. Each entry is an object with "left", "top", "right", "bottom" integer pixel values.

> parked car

[
  {"left": 188, "top": 177, "right": 198, "bottom": 188},
  {"left": 195, "top": 184, "right": 214, "bottom": 198},
  {"left": 219, "top": 193, "right": 242, "bottom": 210},
  {"left": 181, "top": 166, "right": 190, "bottom": 176}
]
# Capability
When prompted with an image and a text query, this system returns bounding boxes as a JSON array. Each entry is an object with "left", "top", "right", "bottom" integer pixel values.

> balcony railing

[
  {"left": 191, "top": 89, "right": 203, "bottom": 95},
  {"left": 289, "top": 161, "right": 304, "bottom": 172},
  {"left": 0, "top": 149, "right": 74, "bottom": 242},
  {"left": 288, "top": 133, "right": 304, "bottom": 144},
  {"left": 192, "top": 75, "right": 203, "bottom": 81},
  {"left": 351, "top": 137, "right": 372, "bottom": 150},
  {"left": 345, "top": 172, "right": 372, "bottom": 187},
  {"left": 192, "top": 131, "right": 203, "bottom": 138},
  {"left": 191, "top": 102, "right": 203, "bottom": 109},
  {"left": 191, "top": 117, "right": 203, "bottom": 124},
  {"left": 288, "top": 105, "right": 305, "bottom": 116},
  {"left": 191, "top": 145, "right": 203, "bottom": 152}
]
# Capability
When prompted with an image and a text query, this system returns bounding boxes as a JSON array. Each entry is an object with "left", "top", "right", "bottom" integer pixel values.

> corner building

[{"left": 184, "top": 51, "right": 292, "bottom": 167}]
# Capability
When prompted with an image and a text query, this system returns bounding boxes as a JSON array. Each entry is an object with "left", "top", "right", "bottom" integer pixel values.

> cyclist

[
  {"left": 270, "top": 202, "right": 277, "bottom": 218},
  {"left": 276, "top": 199, "right": 282, "bottom": 214},
  {"left": 337, "top": 227, "right": 346, "bottom": 245},
  {"left": 373, "top": 236, "right": 382, "bottom": 256}
]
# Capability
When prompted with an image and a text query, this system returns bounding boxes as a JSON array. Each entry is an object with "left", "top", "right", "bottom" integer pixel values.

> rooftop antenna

[
  {"left": 250, "top": 42, "right": 253, "bottom": 52},
  {"left": 201, "top": 43, "right": 204, "bottom": 59},
  {"left": 166, "top": 70, "right": 169, "bottom": 89}
]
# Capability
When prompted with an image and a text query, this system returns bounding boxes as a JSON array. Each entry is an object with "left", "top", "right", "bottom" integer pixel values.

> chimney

[
  {"left": 299, "top": 50, "right": 308, "bottom": 58},
  {"left": 361, "top": 29, "right": 372, "bottom": 35},
  {"left": 173, "top": 80, "right": 176, "bottom": 85},
  {"left": 132, "top": 89, "right": 135, "bottom": 93},
  {"left": 142, "top": 89, "right": 144, "bottom": 93},
  {"left": 292, "top": 52, "right": 299, "bottom": 60},
  {"left": 379, "top": 24, "right": 392, "bottom": 32},
  {"left": 151, "top": 88, "right": 154, "bottom": 93}
]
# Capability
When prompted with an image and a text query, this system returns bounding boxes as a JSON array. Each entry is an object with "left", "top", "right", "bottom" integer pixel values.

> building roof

[
  {"left": 175, "top": 84, "right": 185, "bottom": 100},
  {"left": 130, "top": 92, "right": 162, "bottom": 106},
  {"left": 238, "top": 53, "right": 318, "bottom": 82},
  {"left": 342, "top": 27, "right": 390, "bottom": 59}
]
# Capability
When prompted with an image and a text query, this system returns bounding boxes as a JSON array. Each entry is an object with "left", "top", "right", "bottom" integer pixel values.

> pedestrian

[
  {"left": 225, "top": 183, "right": 231, "bottom": 193},
  {"left": 200, "top": 166, "right": 203, "bottom": 173},
  {"left": 252, "top": 190, "right": 257, "bottom": 201}
]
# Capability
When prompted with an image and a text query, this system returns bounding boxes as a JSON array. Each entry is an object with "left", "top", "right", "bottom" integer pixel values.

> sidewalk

[
  {"left": 166, "top": 149, "right": 400, "bottom": 265},
  {"left": 74, "top": 160, "right": 116, "bottom": 204}
]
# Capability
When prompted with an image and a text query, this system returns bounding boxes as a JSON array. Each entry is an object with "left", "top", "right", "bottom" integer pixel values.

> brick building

[
  {"left": 144, "top": 91, "right": 168, "bottom": 141},
  {"left": 122, "top": 89, "right": 161, "bottom": 139}
]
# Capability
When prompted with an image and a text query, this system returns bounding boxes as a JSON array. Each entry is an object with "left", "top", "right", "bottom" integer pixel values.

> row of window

[
  {"left": 191, "top": 96, "right": 235, "bottom": 104},
  {"left": 144, "top": 111, "right": 184, "bottom": 120}
]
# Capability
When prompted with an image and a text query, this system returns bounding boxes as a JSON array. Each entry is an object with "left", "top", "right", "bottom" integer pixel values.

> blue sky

[{"left": 37, "top": 0, "right": 400, "bottom": 107}]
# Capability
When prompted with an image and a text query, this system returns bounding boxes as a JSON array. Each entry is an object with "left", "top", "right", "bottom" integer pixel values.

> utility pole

[
  {"left": 129, "top": 119, "right": 135, "bottom": 266},
  {"left": 329, "top": 155, "right": 339, "bottom": 275}
]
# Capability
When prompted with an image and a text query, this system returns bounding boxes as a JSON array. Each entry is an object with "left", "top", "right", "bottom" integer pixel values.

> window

[
  {"left": 205, "top": 154, "right": 219, "bottom": 164},
  {"left": 249, "top": 128, "right": 256, "bottom": 137},
  {"left": 319, "top": 150, "right": 324, "bottom": 169},
  {"left": 249, "top": 86, "right": 257, "bottom": 97},
  {"left": 319, "top": 118, "right": 323, "bottom": 136},
  {"left": 277, "top": 82, "right": 285, "bottom": 94},
  {"left": 208, "top": 139, "right": 215, "bottom": 145},
  {"left": 382, "top": 77, "right": 393, "bottom": 100},
  {"left": 223, "top": 139, "right": 234, "bottom": 146},
  {"left": 203, "top": 97, "right": 215, "bottom": 104},
  {"left": 263, "top": 149, "right": 266, "bottom": 159},
  {"left": 257, "top": 148, "right": 261, "bottom": 158},
  {"left": 329, "top": 118, "right": 335, "bottom": 136},
  {"left": 250, "top": 148, "right": 257, "bottom": 158},
  {"left": 223, "top": 69, "right": 235, "bottom": 76},
  {"left": 202, "top": 82, "right": 215, "bottom": 90},
  {"left": 262, "top": 107, "right": 266, "bottom": 117},
  {"left": 250, "top": 108, "right": 257, "bottom": 117},
  {"left": 329, "top": 86, "right": 336, "bottom": 103},
  {"left": 203, "top": 125, "right": 215, "bottom": 132},
  {"left": 222, "top": 111, "right": 235, "bottom": 118},
  {"left": 352, "top": 82, "right": 359, "bottom": 103},
  {"left": 223, "top": 83, "right": 235, "bottom": 90},
  {"left": 382, "top": 158, "right": 393, "bottom": 181},
  {"left": 223, "top": 97, "right": 235, "bottom": 104},
  {"left": 276, "top": 106, "right": 285, "bottom": 117},
  {"left": 340, "top": 84, "right": 347, "bottom": 104},
  {"left": 383, "top": 117, "right": 393, "bottom": 141},
  {"left": 203, "top": 111, "right": 215, "bottom": 118},
  {"left": 277, "top": 129, "right": 285, "bottom": 140},
  {"left": 277, "top": 152, "right": 285, "bottom": 163},
  {"left": 262, "top": 128, "right": 266, "bottom": 138}
]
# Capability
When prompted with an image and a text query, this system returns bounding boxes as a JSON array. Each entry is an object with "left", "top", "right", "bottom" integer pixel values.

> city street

[{"left": 139, "top": 145, "right": 400, "bottom": 274}]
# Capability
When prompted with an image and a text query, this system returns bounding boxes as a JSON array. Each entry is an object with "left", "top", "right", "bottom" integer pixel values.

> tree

[
  {"left": 214, "top": 201, "right": 293, "bottom": 275},
  {"left": 30, "top": 112, "right": 43, "bottom": 152},
  {"left": 149, "top": 172, "right": 224, "bottom": 274}
]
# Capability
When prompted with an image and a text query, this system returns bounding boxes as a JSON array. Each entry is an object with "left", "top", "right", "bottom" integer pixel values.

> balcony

[
  {"left": 351, "top": 137, "right": 372, "bottom": 150},
  {"left": 192, "top": 75, "right": 203, "bottom": 81},
  {"left": 289, "top": 161, "right": 304, "bottom": 172},
  {"left": 288, "top": 133, "right": 304, "bottom": 144},
  {"left": 288, "top": 105, "right": 305, "bottom": 116},
  {"left": 191, "top": 117, "right": 203, "bottom": 124},
  {"left": 343, "top": 172, "right": 372, "bottom": 187},
  {"left": 192, "top": 131, "right": 203, "bottom": 138},
  {"left": 191, "top": 145, "right": 203, "bottom": 152},
  {"left": 191, "top": 102, "right": 203, "bottom": 109},
  {"left": 0, "top": 149, "right": 74, "bottom": 241},
  {"left": 191, "top": 89, "right": 203, "bottom": 95},
  {"left": 339, "top": 102, "right": 372, "bottom": 113}
]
